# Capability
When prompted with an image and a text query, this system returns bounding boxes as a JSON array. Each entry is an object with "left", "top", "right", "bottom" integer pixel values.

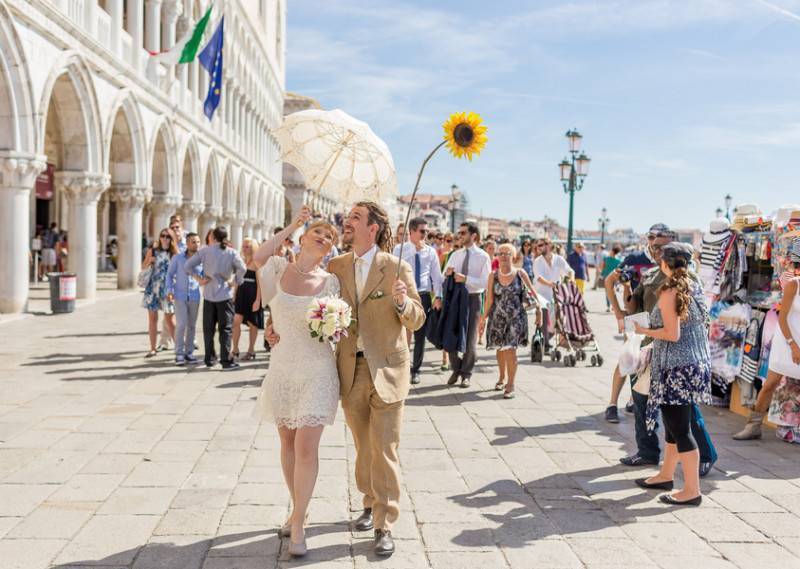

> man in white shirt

[
  {"left": 533, "top": 238, "right": 574, "bottom": 352},
  {"left": 393, "top": 217, "right": 444, "bottom": 384},
  {"left": 444, "top": 222, "right": 491, "bottom": 388}
]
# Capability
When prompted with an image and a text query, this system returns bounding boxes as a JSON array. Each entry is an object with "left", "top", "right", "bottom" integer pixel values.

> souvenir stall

[{"left": 703, "top": 203, "right": 800, "bottom": 440}]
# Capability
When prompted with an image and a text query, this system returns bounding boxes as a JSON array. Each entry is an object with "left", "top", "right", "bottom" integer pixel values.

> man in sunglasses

[
  {"left": 606, "top": 223, "right": 717, "bottom": 476},
  {"left": 393, "top": 218, "right": 443, "bottom": 384}
]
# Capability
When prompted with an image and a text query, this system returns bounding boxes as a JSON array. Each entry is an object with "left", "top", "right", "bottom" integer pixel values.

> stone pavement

[{"left": 2, "top": 288, "right": 800, "bottom": 569}]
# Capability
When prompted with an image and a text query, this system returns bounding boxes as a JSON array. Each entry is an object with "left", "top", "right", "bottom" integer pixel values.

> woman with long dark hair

[
  {"left": 633, "top": 242, "right": 711, "bottom": 506},
  {"left": 142, "top": 228, "right": 178, "bottom": 357}
]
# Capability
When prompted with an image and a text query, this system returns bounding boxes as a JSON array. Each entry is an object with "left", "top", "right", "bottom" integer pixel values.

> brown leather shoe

[
  {"left": 447, "top": 371, "right": 460, "bottom": 385},
  {"left": 354, "top": 508, "right": 373, "bottom": 531},
  {"left": 374, "top": 529, "right": 395, "bottom": 557}
]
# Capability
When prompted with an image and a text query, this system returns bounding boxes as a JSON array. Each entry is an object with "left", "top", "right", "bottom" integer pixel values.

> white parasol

[{"left": 273, "top": 109, "right": 397, "bottom": 205}]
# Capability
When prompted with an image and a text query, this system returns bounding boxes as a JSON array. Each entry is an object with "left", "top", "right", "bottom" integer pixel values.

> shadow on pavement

[{"left": 217, "top": 379, "right": 264, "bottom": 389}]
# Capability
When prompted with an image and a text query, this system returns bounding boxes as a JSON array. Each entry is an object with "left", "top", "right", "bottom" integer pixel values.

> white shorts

[{"left": 41, "top": 248, "right": 56, "bottom": 266}]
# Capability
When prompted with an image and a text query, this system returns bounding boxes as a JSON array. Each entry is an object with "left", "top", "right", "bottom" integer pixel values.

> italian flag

[{"left": 150, "top": 6, "right": 212, "bottom": 65}]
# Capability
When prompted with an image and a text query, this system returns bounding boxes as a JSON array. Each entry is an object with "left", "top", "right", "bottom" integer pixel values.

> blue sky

[{"left": 286, "top": 0, "right": 800, "bottom": 232}]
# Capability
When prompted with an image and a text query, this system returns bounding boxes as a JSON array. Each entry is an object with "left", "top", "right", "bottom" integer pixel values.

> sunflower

[{"left": 443, "top": 111, "right": 488, "bottom": 161}]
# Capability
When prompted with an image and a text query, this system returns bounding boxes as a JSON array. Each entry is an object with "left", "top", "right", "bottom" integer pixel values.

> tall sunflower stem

[{"left": 396, "top": 140, "right": 448, "bottom": 279}]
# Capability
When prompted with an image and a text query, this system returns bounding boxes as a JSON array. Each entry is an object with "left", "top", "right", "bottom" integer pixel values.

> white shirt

[
  {"left": 354, "top": 245, "right": 378, "bottom": 352},
  {"left": 533, "top": 254, "right": 571, "bottom": 302},
  {"left": 444, "top": 245, "right": 491, "bottom": 294},
  {"left": 392, "top": 242, "right": 443, "bottom": 297}
]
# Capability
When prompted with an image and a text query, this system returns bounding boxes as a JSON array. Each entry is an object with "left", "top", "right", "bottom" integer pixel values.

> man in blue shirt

[
  {"left": 167, "top": 232, "right": 203, "bottom": 365},
  {"left": 567, "top": 242, "right": 589, "bottom": 294}
]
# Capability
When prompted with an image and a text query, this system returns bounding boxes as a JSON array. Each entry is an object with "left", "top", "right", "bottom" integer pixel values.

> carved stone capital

[
  {"left": 180, "top": 200, "right": 206, "bottom": 219},
  {"left": 111, "top": 184, "right": 152, "bottom": 209},
  {"left": 56, "top": 171, "right": 111, "bottom": 205},
  {"left": 150, "top": 194, "right": 182, "bottom": 214},
  {"left": 0, "top": 152, "right": 47, "bottom": 189},
  {"left": 162, "top": 0, "right": 183, "bottom": 23},
  {"left": 203, "top": 205, "right": 223, "bottom": 219}
]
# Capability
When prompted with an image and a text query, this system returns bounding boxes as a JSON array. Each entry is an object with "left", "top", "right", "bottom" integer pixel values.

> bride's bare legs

[
  {"left": 291, "top": 425, "right": 324, "bottom": 542},
  {"left": 277, "top": 427, "right": 296, "bottom": 513}
]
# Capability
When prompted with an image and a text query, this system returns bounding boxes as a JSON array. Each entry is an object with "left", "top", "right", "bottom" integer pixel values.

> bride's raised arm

[{"left": 253, "top": 205, "right": 312, "bottom": 269}]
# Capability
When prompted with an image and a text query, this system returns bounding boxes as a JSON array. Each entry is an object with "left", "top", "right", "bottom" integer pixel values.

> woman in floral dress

[
  {"left": 482, "top": 243, "right": 535, "bottom": 399},
  {"left": 142, "top": 228, "right": 177, "bottom": 357},
  {"left": 634, "top": 242, "right": 711, "bottom": 507}
]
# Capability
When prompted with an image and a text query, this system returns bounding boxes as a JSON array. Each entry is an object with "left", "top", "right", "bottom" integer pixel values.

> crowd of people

[{"left": 131, "top": 202, "right": 800, "bottom": 558}]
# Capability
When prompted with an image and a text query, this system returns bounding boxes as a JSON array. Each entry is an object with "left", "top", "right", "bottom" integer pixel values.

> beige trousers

[{"left": 342, "top": 357, "right": 404, "bottom": 531}]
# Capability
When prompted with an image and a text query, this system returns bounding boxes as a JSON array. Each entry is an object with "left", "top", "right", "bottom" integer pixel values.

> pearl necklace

[
  {"left": 292, "top": 262, "right": 318, "bottom": 276},
  {"left": 499, "top": 268, "right": 515, "bottom": 277}
]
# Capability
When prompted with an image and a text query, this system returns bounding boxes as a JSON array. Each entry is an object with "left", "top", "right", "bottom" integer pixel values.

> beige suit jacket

[{"left": 328, "top": 250, "right": 426, "bottom": 404}]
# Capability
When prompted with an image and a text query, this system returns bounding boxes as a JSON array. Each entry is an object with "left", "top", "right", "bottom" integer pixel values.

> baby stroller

[{"left": 549, "top": 281, "right": 603, "bottom": 367}]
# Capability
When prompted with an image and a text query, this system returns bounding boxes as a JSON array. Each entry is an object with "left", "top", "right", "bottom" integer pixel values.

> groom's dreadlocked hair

[{"left": 355, "top": 201, "right": 393, "bottom": 253}]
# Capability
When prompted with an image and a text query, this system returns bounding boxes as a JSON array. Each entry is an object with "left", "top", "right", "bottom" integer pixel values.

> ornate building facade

[{"left": 0, "top": 0, "right": 286, "bottom": 313}]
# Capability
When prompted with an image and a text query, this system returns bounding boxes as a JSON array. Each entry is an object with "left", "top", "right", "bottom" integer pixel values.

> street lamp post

[
  {"left": 598, "top": 207, "right": 609, "bottom": 246},
  {"left": 559, "top": 129, "right": 590, "bottom": 253},
  {"left": 724, "top": 194, "right": 733, "bottom": 221},
  {"left": 449, "top": 183, "right": 461, "bottom": 233}
]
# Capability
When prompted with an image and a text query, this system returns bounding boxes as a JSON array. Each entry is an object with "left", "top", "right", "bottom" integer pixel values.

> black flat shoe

[
  {"left": 447, "top": 372, "right": 460, "bottom": 385},
  {"left": 353, "top": 508, "right": 373, "bottom": 532},
  {"left": 635, "top": 477, "right": 674, "bottom": 491},
  {"left": 374, "top": 529, "right": 395, "bottom": 557},
  {"left": 659, "top": 494, "right": 702, "bottom": 507}
]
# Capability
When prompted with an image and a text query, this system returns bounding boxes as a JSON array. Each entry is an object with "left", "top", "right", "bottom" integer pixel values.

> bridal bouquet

[{"left": 306, "top": 296, "right": 353, "bottom": 344}]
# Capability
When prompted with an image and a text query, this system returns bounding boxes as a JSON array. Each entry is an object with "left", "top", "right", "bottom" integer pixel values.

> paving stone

[
  {"left": 154, "top": 508, "right": 225, "bottom": 535},
  {"left": 621, "top": 522, "right": 718, "bottom": 555},
  {"left": 419, "top": 522, "right": 496, "bottom": 551},
  {"left": 0, "top": 538, "right": 68, "bottom": 569},
  {"left": 123, "top": 460, "right": 194, "bottom": 487},
  {"left": 49, "top": 473, "right": 127, "bottom": 502},
  {"left": 709, "top": 491, "right": 786, "bottom": 513},
  {"left": 99, "top": 486, "right": 178, "bottom": 515},
  {"left": 131, "top": 534, "right": 212, "bottom": 569},
  {"left": 739, "top": 512, "right": 800, "bottom": 538},
  {"left": 503, "top": 539, "right": 583, "bottom": 568},
  {"left": 208, "top": 526, "right": 282, "bottom": 558},
  {"left": 7, "top": 501, "right": 96, "bottom": 538},
  {"left": 673, "top": 508, "right": 770, "bottom": 543},
  {"left": 428, "top": 550, "right": 509, "bottom": 569},
  {"left": 0, "top": 483, "right": 56, "bottom": 516},
  {"left": 545, "top": 508, "right": 627, "bottom": 539},
  {"left": 79, "top": 453, "right": 143, "bottom": 475},
  {"left": 712, "top": 542, "right": 800, "bottom": 569},
  {"left": 54, "top": 515, "right": 160, "bottom": 566}
]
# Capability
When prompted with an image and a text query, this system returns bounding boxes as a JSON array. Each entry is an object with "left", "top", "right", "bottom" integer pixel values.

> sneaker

[
  {"left": 460, "top": 376, "right": 471, "bottom": 388},
  {"left": 624, "top": 400, "right": 635, "bottom": 414},
  {"left": 411, "top": 372, "right": 421, "bottom": 385},
  {"left": 604, "top": 405, "right": 620, "bottom": 423},
  {"left": 175, "top": 356, "right": 186, "bottom": 366},
  {"left": 221, "top": 362, "right": 241, "bottom": 371},
  {"left": 619, "top": 454, "right": 659, "bottom": 467},
  {"left": 185, "top": 355, "right": 200, "bottom": 365},
  {"left": 699, "top": 460, "right": 716, "bottom": 478}
]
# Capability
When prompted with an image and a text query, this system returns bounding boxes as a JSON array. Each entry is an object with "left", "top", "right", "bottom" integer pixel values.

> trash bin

[{"left": 47, "top": 272, "right": 77, "bottom": 314}]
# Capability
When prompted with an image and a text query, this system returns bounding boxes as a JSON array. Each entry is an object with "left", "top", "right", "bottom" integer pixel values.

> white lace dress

[{"left": 255, "top": 256, "right": 341, "bottom": 429}]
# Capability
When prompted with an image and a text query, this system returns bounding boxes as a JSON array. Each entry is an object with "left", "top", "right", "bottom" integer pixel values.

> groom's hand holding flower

[{"left": 392, "top": 279, "right": 408, "bottom": 309}]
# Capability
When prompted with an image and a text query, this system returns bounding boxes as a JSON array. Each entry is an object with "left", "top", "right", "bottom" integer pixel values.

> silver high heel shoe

[
  {"left": 287, "top": 531, "right": 307, "bottom": 557},
  {"left": 278, "top": 512, "right": 309, "bottom": 538}
]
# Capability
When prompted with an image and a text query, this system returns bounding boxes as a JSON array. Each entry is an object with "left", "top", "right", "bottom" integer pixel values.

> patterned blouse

[{"left": 646, "top": 281, "right": 712, "bottom": 432}]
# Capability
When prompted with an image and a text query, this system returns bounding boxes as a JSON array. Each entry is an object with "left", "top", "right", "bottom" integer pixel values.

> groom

[{"left": 327, "top": 201, "right": 425, "bottom": 557}]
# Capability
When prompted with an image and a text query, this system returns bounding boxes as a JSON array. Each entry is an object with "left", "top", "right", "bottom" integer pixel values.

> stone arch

[
  {"left": 38, "top": 51, "right": 103, "bottom": 173},
  {"left": 179, "top": 135, "right": 202, "bottom": 203},
  {"left": 0, "top": 0, "right": 37, "bottom": 154},
  {"left": 148, "top": 117, "right": 179, "bottom": 199},
  {"left": 105, "top": 90, "right": 147, "bottom": 187},
  {"left": 221, "top": 161, "right": 234, "bottom": 212},
  {"left": 204, "top": 150, "right": 221, "bottom": 210}
]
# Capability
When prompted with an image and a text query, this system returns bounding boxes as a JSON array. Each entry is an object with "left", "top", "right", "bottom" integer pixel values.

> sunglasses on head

[{"left": 160, "top": 233, "right": 171, "bottom": 239}]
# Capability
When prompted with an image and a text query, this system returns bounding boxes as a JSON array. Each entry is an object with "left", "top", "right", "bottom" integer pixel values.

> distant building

[{"left": 397, "top": 190, "right": 469, "bottom": 233}]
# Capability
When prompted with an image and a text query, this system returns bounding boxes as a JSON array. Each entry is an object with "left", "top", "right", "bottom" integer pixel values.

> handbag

[
  {"left": 137, "top": 265, "right": 153, "bottom": 288},
  {"left": 633, "top": 345, "right": 653, "bottom": 395}
]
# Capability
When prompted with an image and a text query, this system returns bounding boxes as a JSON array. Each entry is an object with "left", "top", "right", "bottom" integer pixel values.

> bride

[{"left": 252, "top": 205, "right": 341, "bottom": 557}]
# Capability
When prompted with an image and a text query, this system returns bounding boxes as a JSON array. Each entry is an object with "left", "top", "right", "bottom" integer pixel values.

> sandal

[
  {"left": 494, "top": 381, "right": 505, "bottom": 391},
  {"left": 503, "top": 389, "right": 515, "bottom": 399},
  {"left": 242, "top": 352, "right": 256, "bottom": 361}
]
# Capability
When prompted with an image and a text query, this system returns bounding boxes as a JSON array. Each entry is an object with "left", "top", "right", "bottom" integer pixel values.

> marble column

[
  {"left": 198, "top": 206, "right": 221, "bottom": 241},
  {"left": 150, "top": 194, "right": 181, "bottom": 236},
  {"left": 161, "top": 0, "right": 182, "bottom": 53},
  {"left": 126, "top": 0, "right": 144, "bottom": 69},
  {"left": 111, "top": 184, "right": 151, "bottom": 289},
  {"left": 97, "top": 193, "right": 110, "bottom": 271},
  {"left": 144, "top": 0, "right": 162, "bottom": 54},
  {"left": 108, "top": 0, "right": 124, "bottom": 57},
  {"left": 56, "top": 171, "right": 111, "bottom": 300},
  {"left": 0, "top": 153, "right": 46, "bottom": 313},
  {"left": 180, "top": 200, "right": 205, "bottom": 233},
  {"left": 253, "top": 224, "right": 263, "bottom": 242},
  {"left": 223, "top": 211, "right": 243, "bottom": 249},
  {"left": 176, "top": 14, "right": 190, "bottom": 102},
  {"left": 242, "top": 220, "right": 253, "bottom": 241}
]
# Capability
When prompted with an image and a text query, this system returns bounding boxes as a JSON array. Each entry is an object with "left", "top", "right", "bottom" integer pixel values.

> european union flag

[{"left": 198, "top": 16, "right": 224, "bottom": 120}]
